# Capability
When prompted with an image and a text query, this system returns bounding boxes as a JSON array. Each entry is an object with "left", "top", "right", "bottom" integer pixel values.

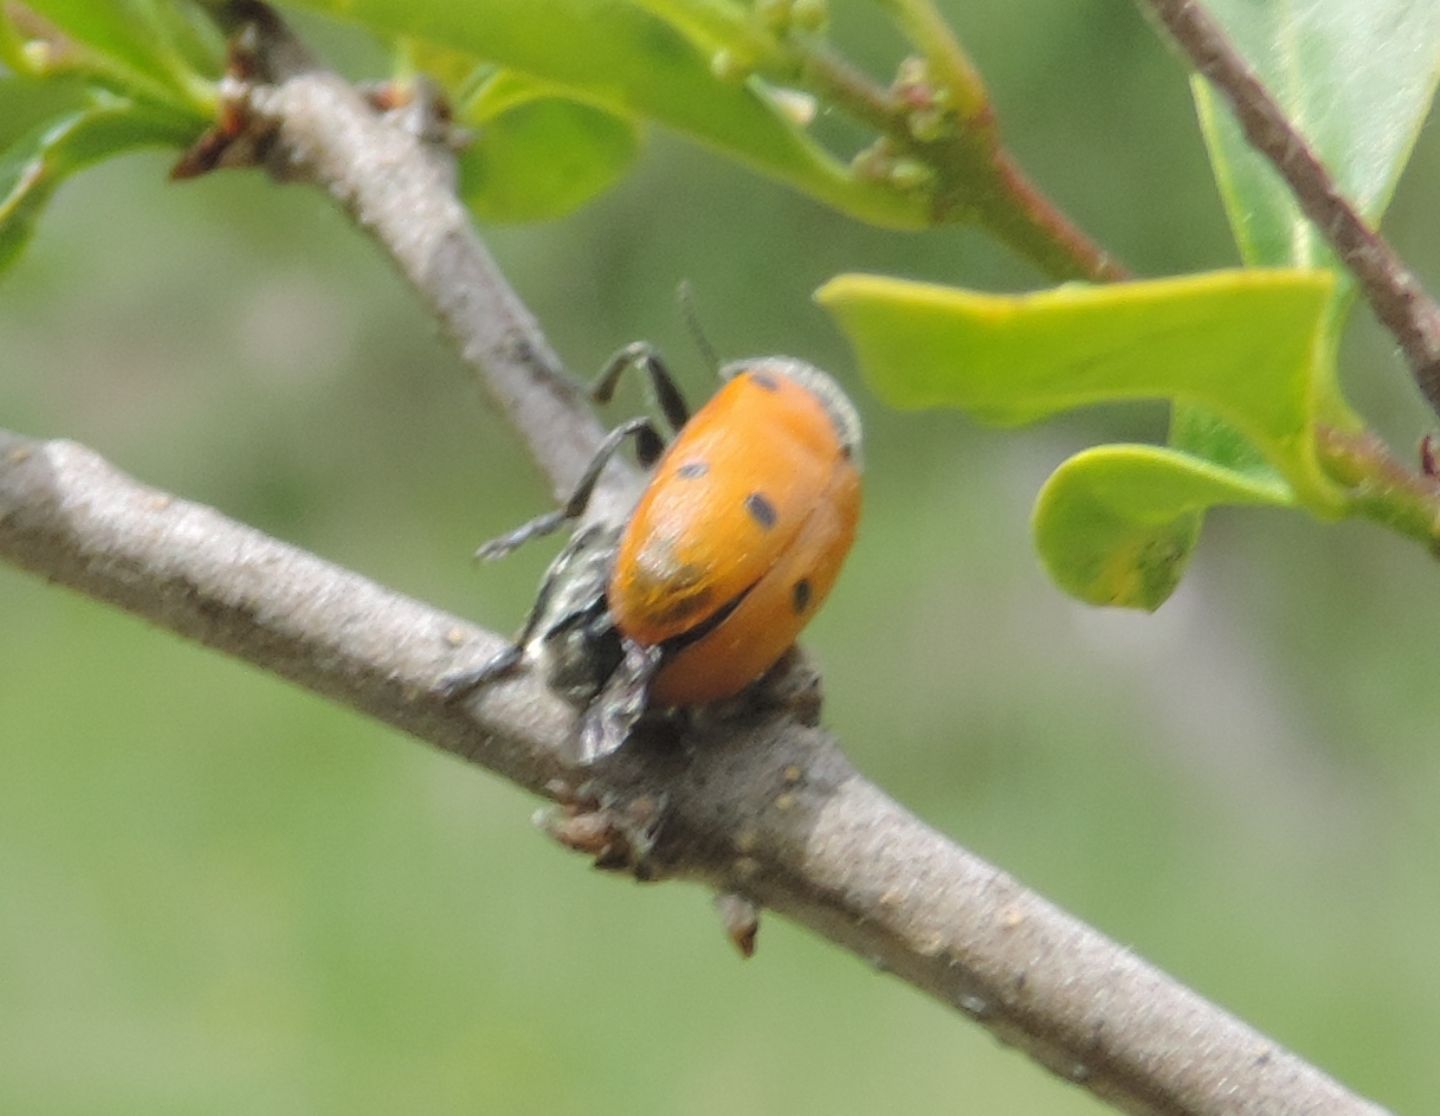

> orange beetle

[
  {"left": 611, "top": 360, "right": 861, "bottom": 706},
  {"left": 441, "top": 346, "right": 862, "bottom": 762}
]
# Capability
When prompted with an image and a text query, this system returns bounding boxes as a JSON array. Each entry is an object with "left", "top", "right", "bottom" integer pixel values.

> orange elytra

[{"left": 609, "top": 358, "right": 862, "bottom": 706}]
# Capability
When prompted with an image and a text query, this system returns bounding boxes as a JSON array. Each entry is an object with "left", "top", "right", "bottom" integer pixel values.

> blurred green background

[{"left": 3, "top": 3, "right": 1439, "bottom": 1112}]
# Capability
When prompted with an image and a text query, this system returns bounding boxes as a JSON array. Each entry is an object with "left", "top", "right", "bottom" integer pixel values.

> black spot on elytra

[
  {"left": 748, "top": 371, "right": 780, "bottom": 391},
  {"left": 745, "top": 492, "right": 777, "bottom": 529},
  {"left": 676, "top": 460, "right": 709, "bottom": 478},
  {"left": 792, "top": 578, "right": 812, "bottom": 613}
]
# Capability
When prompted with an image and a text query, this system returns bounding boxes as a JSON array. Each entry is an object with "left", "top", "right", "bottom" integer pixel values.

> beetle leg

[
  {"left": 592, "top": 341, "right": 691, "bottom": 437},
  {"left": 442, "top": 523, "right": 619, "bottom": 703},
  {"left": 435, "top": 642, "right": 525, "bottom": 701},
  {"left": 441, "top": 527, "right": 580, "bottom": 699},
  {"left": 475, "top": 416, "right": 660, "bottom": 561}
]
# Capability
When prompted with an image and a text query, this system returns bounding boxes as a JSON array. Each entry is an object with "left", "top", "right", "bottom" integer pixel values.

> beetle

[{"left": 441, "top": 343, "right": 862, "bottom": 763}]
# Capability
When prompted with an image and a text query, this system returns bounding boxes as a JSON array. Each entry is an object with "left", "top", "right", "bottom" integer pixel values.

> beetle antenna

[{"left": 678, "top": 281, "right": 721, "bottom": 379}]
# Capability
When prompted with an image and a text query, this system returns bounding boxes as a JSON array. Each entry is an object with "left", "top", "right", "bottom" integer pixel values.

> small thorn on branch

[{"left": 714, "top": 892, "right": 761, "bottom": 958}]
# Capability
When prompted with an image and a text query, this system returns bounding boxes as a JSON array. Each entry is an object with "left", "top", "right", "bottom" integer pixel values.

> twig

[
  {"left": 0, "top": 428, "right": 1389, "bottom": 1116},
  {"left": 780, "top": 37, "right": 1127, "bottom": 282},
  {"left": 1316, "top": 424, "right": 1440, "bottom": 551},
  {"left": 1139, "top": 0, "right": 1440, "bottom": 419}
]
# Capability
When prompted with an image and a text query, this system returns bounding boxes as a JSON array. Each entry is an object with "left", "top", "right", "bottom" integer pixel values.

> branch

[
  {"left": 0, "top": 428, "right": 1388, "bottom": 1116},
  {"left": 1138, "top": 0, "right": 1440, "bottom": 420}
]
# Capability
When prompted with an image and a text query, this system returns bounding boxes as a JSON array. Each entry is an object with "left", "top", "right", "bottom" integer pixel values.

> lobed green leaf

[
  {"left": 819, "top": 268, "right": 1344, "bottom": 507},
  {"left": 819, "top": 267, "right": 1358, "bottom": 607},
  {"left": 1032, "top": 445, "right": 1293, "bottom": 610}
]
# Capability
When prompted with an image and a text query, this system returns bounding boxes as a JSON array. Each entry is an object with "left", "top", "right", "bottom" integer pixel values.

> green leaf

[
  {"left": 1194, "top": 0, "right": 1440, "bottom": 272},
  {"left": 625, "top": 0, "right": 770, "bottom": 67},
  {"left": 818, "top": 268, "right": 1346, "bottom": 509},
  {"left": 457, "top": 72, "right": 642, "bottom": 222},
  {"left": 0, "top": 73, "right": 91, "bottom": 150},
  {"left": 0, "top": 92, "right": 195, "bottom": 274},
  {"left": 10, "top": 0, "right": 220, "bottom": 113},
  {"left": 278, "top": 0, "right": 925, "bottom": 228},
  {"left": 1032, "top": 445, "right": 1294, "bottom": 610}
]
